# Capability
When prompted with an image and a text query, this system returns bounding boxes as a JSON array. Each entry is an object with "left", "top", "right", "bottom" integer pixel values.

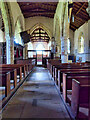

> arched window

[{"left": 78, "top": 32, "right": 84, "bottom": 53}]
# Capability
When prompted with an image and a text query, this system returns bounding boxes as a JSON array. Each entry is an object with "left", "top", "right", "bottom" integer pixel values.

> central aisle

[{"left": 2, "top": 67, "right": 70, "bottom": 119}]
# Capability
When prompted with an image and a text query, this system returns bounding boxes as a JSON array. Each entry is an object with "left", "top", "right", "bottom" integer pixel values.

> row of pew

[
  {"left": 0, "top": 59, "right": 36, "bottom": 109},
  {"left": 47, "top": 59, "right": 90, "bottom": 119}
]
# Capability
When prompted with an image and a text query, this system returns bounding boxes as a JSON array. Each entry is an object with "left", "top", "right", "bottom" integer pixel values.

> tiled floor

[{"left": 1, "top": 67, "right": 70, "bottom": 119}]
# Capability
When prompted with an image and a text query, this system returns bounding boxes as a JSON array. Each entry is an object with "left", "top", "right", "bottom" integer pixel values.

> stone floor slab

[{"left": 2, "top": 67, "right": 70, "bottom": 119}]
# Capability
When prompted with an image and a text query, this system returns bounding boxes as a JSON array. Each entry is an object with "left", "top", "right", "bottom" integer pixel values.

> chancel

[{"left": 0, "top": 1, "right": 90, "bottom": 119}]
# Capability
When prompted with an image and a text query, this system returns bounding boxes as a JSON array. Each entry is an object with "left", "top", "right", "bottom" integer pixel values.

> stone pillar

[
  {"left": 6, "top": 34, "right": 14, "bottom": 64},
  {"left": 23, "top": 44, "right": 28, "bottom": 59},
  {"left": 6, "top": 34, "right": 11, "bottom": 64},
  {"left": 87, "top": 1, "right": 90, "bottom": 61},
  {"left": 10, "top": 35, "right": 14, "bottom": 64},
  {"left": 23, "top": 46, "right": 25, "bottom": 59},
  {"left": 61, "top": 37, "right": 68, "bottom": 63},
  {"left": 61, "top": 3, "right": 69, "bottom": 63},
  {"left": 26, "top": 44, "right": 28, "bottom": 59},
  {"left": 51, "top": 37, "right": 56, "bottom": 59}
]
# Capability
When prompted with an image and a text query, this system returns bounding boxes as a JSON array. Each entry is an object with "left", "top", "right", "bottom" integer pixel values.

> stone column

[
  {"left": 61, "top": 37, "right": 68, "bottom": 63},
  {"left": 6, "top": 34, "right": 14, "bottom": 64},
  {"left": 87, "top": 1, "right": 90, "bottom": 61},
  {"left": 61, "top": 3, "right": 69, "bottom": 63},
  {"left": 23, "top": 44, "right": 28, "bottom": 59},
  {"left": 10, "top": 35, "right": 14, "bottom": 64},
  {"left": 51, "top": 37, "right": 56, "bottom": 59},
  {"left": 6, "top": 34, "right": 11, "bottom": 64},
  {"left": 23, "top": 46, "right": 25, "bottom": 59}
]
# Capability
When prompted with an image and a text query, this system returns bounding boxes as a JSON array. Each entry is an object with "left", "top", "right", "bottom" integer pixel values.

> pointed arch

[
  {"left": 15, "top": 15, "right": 25, "bottom": 32},
  {"left": 29, "top": 23, "right": 52, "bottom": 39},
  {"left": 1, "top": 2, "right": 12, "bottom": 36}
]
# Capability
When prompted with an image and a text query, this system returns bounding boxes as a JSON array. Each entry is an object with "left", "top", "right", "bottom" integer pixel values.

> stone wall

[
  {"left": 74, "top": 20, "right": 89, "bottom": 62},
  {"left": 25, "top": 16, "right": 53, "bottom": 38}
]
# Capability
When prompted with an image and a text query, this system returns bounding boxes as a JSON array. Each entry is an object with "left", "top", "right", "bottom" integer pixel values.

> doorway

[
  {"left": 36, "top": 50, "right": 43, "bottom": 65},
  {"left": 36, "top": 44, "right": 45, "bottom": 65}
]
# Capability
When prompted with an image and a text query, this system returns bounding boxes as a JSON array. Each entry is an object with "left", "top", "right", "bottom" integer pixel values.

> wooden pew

[
  {"left": 53, "top": 64, "right": 90, "bottom": 85},
  {"left": 51, "top": 62, "right": 90, "bottom": 77},
  {"left": 16, "top": 59, "right": 31, "bottom": 72},
  {"left": 47, "top": 59, "right": 61, "bottom": 74},
  {"left": 49, "top": 63, "right": 90, "bottom": 90},
  {"left": 68, "top": 79, "right": 90, "bottom": 119},
  {"left": 48, "top": 61, "right": 87, "bottom": 74},
  {"left": 0, "top": 60, "right": 36, "bottom": 108},
  {"left": 51, "top": 63, "right": 87, "bottom": 79},
  {"left": 16, "top": 59, "right": 36, "bottom": 72},
  {"left": 0, "top": 64, "right": 26, "bottom": 80},
  {"left": 0, "top": 72, "right": 10, "bottom": 97},
  {"left": 58, "top": 69, "right": 89, "bottom": 91},
  {"left": 0, "top": 65, "right": 25, "bottom": 103},
  {"left": 0, "top": 68, "right": 17, "bottom": 88},
  {"left": 62, "top": 73, "right": 90, "bottom": 102},
  {"left": 0, "top": 68, "right": 18, "bottom": 100},
  {"left": 47, "top": 61, "right": 90, "bottom": 119}
]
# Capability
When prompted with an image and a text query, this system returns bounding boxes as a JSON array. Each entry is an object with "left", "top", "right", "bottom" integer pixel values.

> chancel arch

[{"left": 29, "top": 23, "right": 52, "bottom": 39}]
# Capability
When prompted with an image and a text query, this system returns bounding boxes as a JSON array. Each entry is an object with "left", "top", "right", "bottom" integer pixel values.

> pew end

[{"left": 70, "top": 79, "right": 90, "bottom": 119}]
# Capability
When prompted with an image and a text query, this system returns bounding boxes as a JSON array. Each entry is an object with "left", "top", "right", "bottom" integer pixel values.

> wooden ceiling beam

[
  {"left": 73, "top": 18, "right": 83, "bottom": 24},
  {"left": 42, "top": 2, "right": 57, "bottom": 6},
  {"left": 73, "top": 13, "right": 87, "bottom": 21},
  {"left": 70, "top": 24, "right": 78, "bottom": 29},
  {"left": 18, "top": 2, "right": 34, "bottom": 6},
  {"left": 23, "top": 10, "right": 55, "bottom": 14},
  {"left": 32, "top": 27, "right": 44, "bottom": 32},
  {"left": 31, "top": 37, "right": 49, "bottom": 39},
  {"left": 76, "top": 2, "right": 86, "bottom": 15},
  {"left": 31, "top": 35, "right": 49, "bottom": 38},
  {"left": 18, "top": 2, "right": 57, "bottom": 18},
  {"left": 21, "top": 7, "right": 56, "bottom": 12},
  {"left": 74, "top": 2, "right": 84, "bottom": 7},
  {"left": 74, "top": 6, "right": 88, "bottom": 14},
  {"left": 71, "top": 15, "right": 83, "bottom": 24},
  {"left": 32, "top": 41, "right": 48, "bottom": 42},
  {"left": 31, "top": 37, "right": 49, "bottom": 40},
  {"left": 32, "top": 33, "right": 47, "bottom": 35},
  {"left": 32, "top": 40, "right": 48, "bottom": 41},
  {"left": 24, "top": 14, "right": 54, "bottom": 18},
  {"left": 23, "top": 12, "right": 54, "bottom": 15},
  {"left": 31, "top": 39, "right": 49, "bottom": 41},
  {"left": 70, "top": 2, "right": 89, "bottom": 31},
  {"left": 20, "top": 4, "right": 57, "bottom": 10},
  {"left": 78, "top": 12, "right": 89, "bottom": 18}
]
